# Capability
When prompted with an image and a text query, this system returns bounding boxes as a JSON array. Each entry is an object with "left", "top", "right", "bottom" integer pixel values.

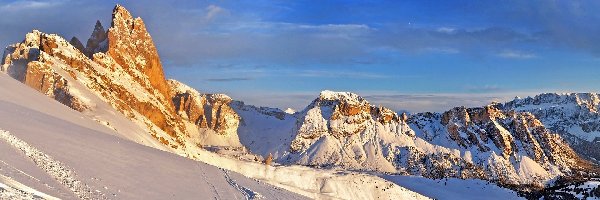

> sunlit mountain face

[{"left": 0, "top": 1, "right": 599, "bottom": 199}]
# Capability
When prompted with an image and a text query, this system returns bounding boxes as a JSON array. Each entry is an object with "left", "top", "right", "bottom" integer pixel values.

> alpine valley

[{"left": 0, "top": 4, "right": 598, "bottom": 200}]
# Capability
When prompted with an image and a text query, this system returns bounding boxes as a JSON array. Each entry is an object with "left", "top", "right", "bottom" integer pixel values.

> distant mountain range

[{"left": 1, "top": 4, "right": 598, "bottom": 199}]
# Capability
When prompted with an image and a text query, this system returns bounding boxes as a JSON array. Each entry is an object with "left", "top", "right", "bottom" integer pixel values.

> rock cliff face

[
  {"left": 501, "top": 93, "right": 600, "bottom": 164},
  {"left": 85, "top": 20, "right": 108, "bottom": 57},
  {"left": 0, "top": 5, "right": 239, "bottom": 154},
  {"left": 2, "top": 3, "right": 597, "bottom": 194},
  {"left": 167, "top": 79, "right": 240, "bottom": 137},
  {"left": 2, "top": 31, "right": 90, "bottom": 112},
  {"left": 273, "top": 90, "right": 590, "bottom": 187}
]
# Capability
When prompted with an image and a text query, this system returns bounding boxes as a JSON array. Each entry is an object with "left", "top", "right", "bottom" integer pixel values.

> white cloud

[
  {"left": 497, "top": 50, "right": 536, "bottom": 59},
  {"left": 293, "top": 69, "right": 388, "bottom": 79},
  {"left": 205, "top": 5, "right": 225, "bottom": 21},
  {"left": 436, "top": 27, "right": 456, "bottom": 34},
  {"left": 228, "top": 90, "right": 538, "bottom": 113},
  {"left": 423, "top": 47, "right": 460, "bottom": 54},
  {"left": 0, "top": 0, "right": 64, "bottom": 11},
  {"left": 361, "top": 92, "right": 537, "bottom": 113}
]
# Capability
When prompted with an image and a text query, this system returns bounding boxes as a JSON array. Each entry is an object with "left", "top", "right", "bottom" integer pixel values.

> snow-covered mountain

[
  {"left": 234, "top": 90, "right": 590, "bottom": 189},
  {"left": 0, "top": 72, "right": 307, "bottom": 199},
  {"left": 0, "top": 5, "right": 243, "bottom": 156},
  {"left": 501, "top": 93, "right": 600, "bottom": 164},
  {"left": 0, "top": 5, "right": 437, "bottom": 199},
  {"left": 0, "top": 71, "right": 431, "bottom": 200},
  {"left": 2, "top": 3, "right": 598, "bottom": 199}
]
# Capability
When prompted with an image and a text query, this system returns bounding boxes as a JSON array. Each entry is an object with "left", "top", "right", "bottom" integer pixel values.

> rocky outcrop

[
  {"left": 84, "top": 20, "right": 108, "bottom": 57},
  {"left": 284, "top": 90, "right": 588, "bottom": 187},
  {"left": 103, "top": 5, "right": 171, "bottom": 104},
  {"left": 294, "top": 90, "right": 401, "bottom": 141},
  {"left": 168, "top": 79, "right": 240, "bottom": 136},
  {"left": 2, "top": 31, "right": 88, "bottom": 112},
  {"left": 434, "top": 104, "right": 578, "bottom": 169},
  {"left": 1, "top": 5, "right": 190, "bottom": 151},
  {"left": 502, "top": 93, "right": 600, "bottom": 164},
  {"left": 69, "top": 37, "right": 85, "bottom": 53}
]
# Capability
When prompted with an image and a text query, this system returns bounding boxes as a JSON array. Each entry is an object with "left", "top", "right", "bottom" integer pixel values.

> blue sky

[{"left": 1, "top": 0, "right": 600, "bottom": 112}]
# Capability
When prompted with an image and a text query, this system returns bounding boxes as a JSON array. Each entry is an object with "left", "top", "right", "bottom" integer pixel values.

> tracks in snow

[
  {"left": 196, "top": 162, "right": 264, "bottom": 200},
  {"left": 0, "top": 130, "right": 107, "bottom": 200},
  {"left": 223, "top": 170, "right": 263, "bottom": 200}
]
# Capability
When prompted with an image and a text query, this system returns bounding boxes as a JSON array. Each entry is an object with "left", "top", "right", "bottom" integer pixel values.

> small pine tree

[{"left": 264, "top": 153, "right": 273, "bottom": 166}]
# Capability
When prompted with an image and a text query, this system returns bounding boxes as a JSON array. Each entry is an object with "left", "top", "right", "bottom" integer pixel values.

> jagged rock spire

[
  {"left": 69, "top": 36, "right": 84, "bottom": 52},
  {"left": 84, "top": 20, "right": 108, "bottom": 57},
  {"left": 104, "top": 4, "right": 171, "bottom": 109}
]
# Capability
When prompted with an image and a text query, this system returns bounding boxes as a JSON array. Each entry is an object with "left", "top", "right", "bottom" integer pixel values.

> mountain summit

[
  {"left": 0, "top": 5, "right": 240, "bottom": 154},
  {"left": 1, "top": 4, "right": 598, "bottom": 199}
]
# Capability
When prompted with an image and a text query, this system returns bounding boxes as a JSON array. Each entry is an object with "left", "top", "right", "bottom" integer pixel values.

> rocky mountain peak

[
  {"left": 318, "top": 90, "right": 366, "bottom": 104},
  {"left": 93, "top": 20, "right": 105, "bottom": 33},
  {"left": 112, "top": 4, "right": 134, "bottom": 26},
  {"left": 103, "top": 4, "right": 170, "bottom": 107},
  {"left": 84, "top": 20, "right": 108, "bottom": 57},
  {"left": 2, "top": 5, "right": 193, "bottom": 151},
  {"left": 501, "top": 92, "right": 600, "bottom": 163},
  {"left": 167, "top": 80, "right": 240, "bottom": 136},
  {"left": 69, "top": 36, "right": 84, "bottom": 52}
]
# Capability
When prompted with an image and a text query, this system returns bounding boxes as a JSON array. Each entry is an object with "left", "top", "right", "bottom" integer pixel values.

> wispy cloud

[
  {"left": 361, "top": 92, "right": 533, "bottom": 113},
  {"left": 465, "top": 84, "right": 505, "bottom": 93},
  {"left": 497, "top": 50, "right": 536, "bottom": 59},
  {"left": 205, "top": 77, "right": 254, "bottom": 82},
  {"left": 229, "top": 90, "right": 538, "bottom": 113},
  {"left": 0, "top": 0, "right": 65, "bottom": 11},
  {"left": 205, "top": 5, "right": 226, "bottom": 21},
  {"left": 294, "top": 70, "right": 389, "bottom": 79}
]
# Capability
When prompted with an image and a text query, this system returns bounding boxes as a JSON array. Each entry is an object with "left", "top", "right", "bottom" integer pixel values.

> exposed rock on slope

[
  {"left": 234, "top": 90, "right": 590, "bottom": 187},
  {"left": 168, "top": 79, "right": 241, "bottom": 139},
  {"left": 0, "top": 5, "right": 237, "bottom": 153},
  {"left": 85, "top": 20, "right": 108, "bottom": 57},
  {"left": 502, "top": 93, "right": 600, "bottom": 164}
]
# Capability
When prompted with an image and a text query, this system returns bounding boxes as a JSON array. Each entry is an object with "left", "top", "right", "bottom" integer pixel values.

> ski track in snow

[
  {"left": 0, "top": 174, "right": 59, "bottom": 200},
  {"left": 0, "top": 130, "right": 106, "bottom": 200},
  {"left": 0, "top": 181, "right": 43, "bottom": 200},
  {"left": 222, "top": 169, "right": 263, "bottom": 200},
  {"left": 0, "top": 159, "right": 69, "bottom": 199},
  {"left": 0, "top": 159, "right": 42, "bottom": 182}
]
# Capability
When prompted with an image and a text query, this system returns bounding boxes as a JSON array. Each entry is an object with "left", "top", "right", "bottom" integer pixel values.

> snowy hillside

[
  {"left": 2, "top": 3, "right": 598, "bottom": 200},
  {"left": 234, "top": 90, "right": 595, "bottom": 194},
  {"left": 0, "top": 73, "right": 308, "bottom": 199},
  {"left": 0, "top": 5, "right": 437, "bottom": 199}
]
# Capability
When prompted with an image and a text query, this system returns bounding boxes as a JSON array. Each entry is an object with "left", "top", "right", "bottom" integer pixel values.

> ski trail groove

[
  {"left": 222, "top": 169, "right": 263, "bottom": 200},
  {"left": 197, "top": 163, "right": 222, "bottom": 199},
  {"left": 0, "top": 130, "right": 107, "bottom": 200}
]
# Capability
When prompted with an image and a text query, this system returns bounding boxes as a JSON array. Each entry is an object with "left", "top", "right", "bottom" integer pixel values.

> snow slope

[
  {"left": 0, "top": 73, "right": 307, "bottom": 199},
  {"left": 231, "top": 90, "right": 589, "bottom": 194},
  {"left": 0, "top": 73, "right": 435, "bottom": 199},
  {"left": 381, "top": 175, "right": 522, "bottom": 200}
]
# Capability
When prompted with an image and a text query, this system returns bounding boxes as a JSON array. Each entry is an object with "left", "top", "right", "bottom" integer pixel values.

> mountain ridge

[{"left": 1, "top": 4, "right": 598, "bottom": 199}]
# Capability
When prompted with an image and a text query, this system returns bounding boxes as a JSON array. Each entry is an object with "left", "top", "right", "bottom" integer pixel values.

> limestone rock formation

[
  {"left": 502, "top": 93, "right": 600, "bottom": 164},
  {"left": 168, "top": 79, "right": 240, "bottom": 136},
  {"left": 85, "top": 20, "right": 108, "bottom": 57},
  {"left": 69, "top": 37, "right": 85, "bottom": 53},
  {"left": 280, "top": 90, "right": 589, "bottom": 187},
  {"left": 0, "top": 5, "right": 203, "bottom": 153}
]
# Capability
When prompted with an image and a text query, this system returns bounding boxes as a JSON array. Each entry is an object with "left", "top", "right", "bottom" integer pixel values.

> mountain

[
  {"left": 0, "top": 5, "right": 436, "bottom": 199},
  {"left": 0, "top": 5, "right": 244, "bottom": 156},
  {"left": 0, "top": 72, "right": 306, "bottom": 199},
  {"left": 0, "top": 72, "right": 430, "bottom": 199},
  {"left": 235, "top": 90, "right": 596, "bottom": 192},
  {"left": 501, "top": 93, "right": 600, "bottom": 164},
  {"left": 2, "top": 3, "right": 598, "bottom": 199}
]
